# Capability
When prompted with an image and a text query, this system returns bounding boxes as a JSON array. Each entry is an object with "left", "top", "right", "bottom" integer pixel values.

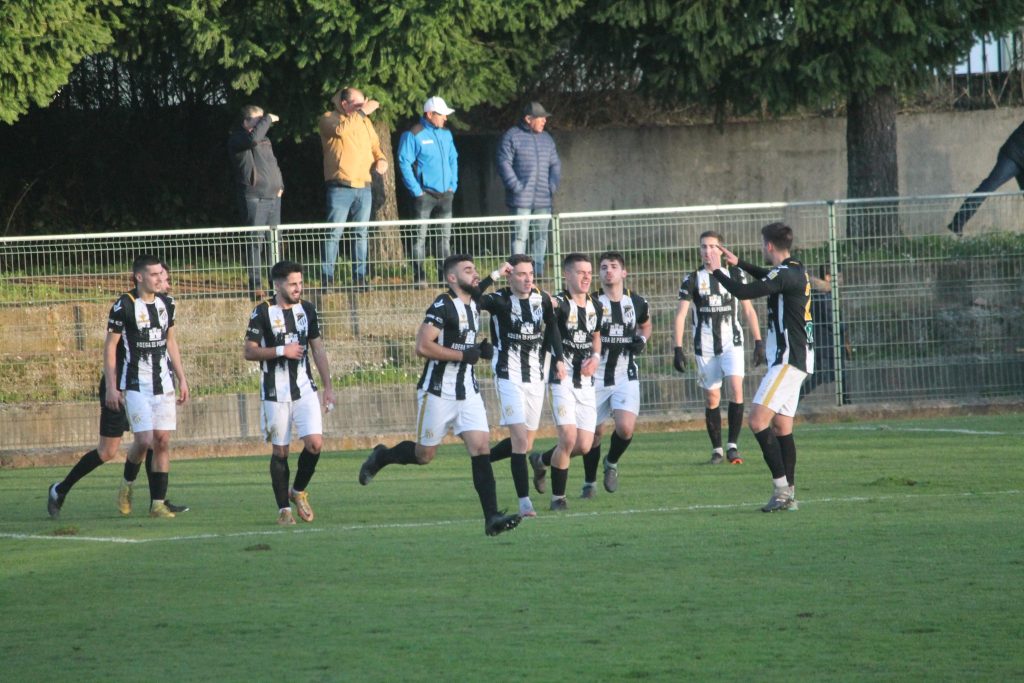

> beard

[{"left": 461, "top": 281, "right": 482, "bottom": 298}]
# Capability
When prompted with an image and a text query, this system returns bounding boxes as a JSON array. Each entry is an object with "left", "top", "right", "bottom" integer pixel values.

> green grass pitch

[{"left": 2, "top": 414, "right": 1023, "bottom": 681}]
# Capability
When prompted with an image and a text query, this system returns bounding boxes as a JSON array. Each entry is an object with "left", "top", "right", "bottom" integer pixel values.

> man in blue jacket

[
  {"left": 228, "top": 105, "right": 284, "bottom": 299},
  {"left": 398, "top": 96, "right": 459, "bottom": 287},
  {"left": 496, "top": 102, "right": 562, "bottom": 279}
]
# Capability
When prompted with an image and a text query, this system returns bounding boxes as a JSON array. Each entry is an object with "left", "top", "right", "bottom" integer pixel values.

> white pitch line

[
  {"left": 2, "top": 489, "right": 1021, "bottom": 545},
  {"left": 802, "top": 425, "right": 1016, "bottom": 436}
]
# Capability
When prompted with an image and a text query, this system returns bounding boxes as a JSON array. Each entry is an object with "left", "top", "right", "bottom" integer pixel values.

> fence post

[
  {"left": 268, "top": 225, "right": 281, "bottom": 265},
  {"left": 550, "top": 212, "right": 561, "bottom": 283},
  {"left": 827, "top": 200, "right": 847, "bottom": 407}
]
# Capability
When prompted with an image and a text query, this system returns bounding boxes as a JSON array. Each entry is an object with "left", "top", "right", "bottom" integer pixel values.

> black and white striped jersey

[
  {"left": 712, "top": 258, "right": 814, "bottom": 373},
  {"left": 678, "top": 266, "right": 750, "bottom": 358},
  {"left": 480, "top": 286, "right": 560, "bottom": 384},
  {"left": 550, "top": 291, "right": 601, "bottom": 388},
  {"left": 107, "top": 290, "right": 176, "bottom": 395},
  {"left": 594, "top": 289, "right": 650, "bottom": 386},
  {"left": 245, "top": 299, "right": 322, "bottom": 402},
  {"left": 417, "top": 290, "right": 482, "bottom": 400}
]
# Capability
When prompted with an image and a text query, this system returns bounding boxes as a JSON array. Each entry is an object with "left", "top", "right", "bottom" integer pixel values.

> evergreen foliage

[{"left": 0, "top": 0, "right": 117, "bottom": 124}]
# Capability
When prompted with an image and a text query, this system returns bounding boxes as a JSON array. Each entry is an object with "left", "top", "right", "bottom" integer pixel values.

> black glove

[
  {"left": 753, "top": 339, "right": 766, "bottom": 367},
  {"left": 673, "top": 346, "right": 687, "bottom": 373},
  {"left": 461, "top": 346, "right": 481, "bottom": 365},
  {"left": 478, "top": 339, "right": 494, "bottom": 361},
  {"left": 627, "top": 335, "right": 647, "bottom": 354}
]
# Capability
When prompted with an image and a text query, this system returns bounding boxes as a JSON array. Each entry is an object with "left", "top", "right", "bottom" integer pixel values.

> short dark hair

[
  {"left": 597, "top": 251, "right": 626, "bottom": 269},
  {"left": 562, "top": 252, "right": 591, "bottom": 269},
  {"left": 819, "top": 264, "right": 831, "bottom": 279},
  {"left": 508, "top": 254, "right": 533, "bottom": 268},
  {"left": 270, "top": 260, "right": 303, "bottom": 282},
  {"left": 443, "top": 254, "right": 474, "bottom": 276},
  {"left": 761, "top": 222, "right": 794, "bottom": 251},
  {"left": 699, "top": 230, "right": 724, "bottom": 243},
  {"left": 132, "top": 255, "right": 162, "bottom": 276}
]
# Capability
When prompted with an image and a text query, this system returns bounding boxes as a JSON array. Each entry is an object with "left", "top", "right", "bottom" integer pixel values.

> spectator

[
  {"left": 228, "top": 105, "right": 284, "bottom": 300},
  {"left": 802, "top": 265, "right": 852, "bottom": 402},
  {"left": 496, "top": 101, "right": 561, "bottom": 279},
  {"left": 398, "top": 96, "right": 458, "bottom": 288},
  {"left": 319, "top": 88, "right": 388, "bottom": 291}
]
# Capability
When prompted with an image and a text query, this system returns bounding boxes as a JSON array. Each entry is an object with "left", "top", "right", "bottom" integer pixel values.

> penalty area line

[{"left": 3, "top": 489, "right": 1020, "bottom": 545}]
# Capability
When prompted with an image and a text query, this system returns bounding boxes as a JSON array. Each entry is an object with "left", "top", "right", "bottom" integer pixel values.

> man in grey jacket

[
  {"left": 229, "top": 104, "right": 284, "bottom": 299},
  {"left": 496, "top": 102, "right": 562, "bottom": 279}
]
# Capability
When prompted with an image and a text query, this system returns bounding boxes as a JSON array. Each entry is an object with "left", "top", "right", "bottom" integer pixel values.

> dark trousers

[
  {"left": 239, "top": 195, "right": 281, "bottom": 292},
  {"left": 949, "top": 154, "right": 1022, "bottom": 234},
  {"left": 412, "top": 191, "right": 454, "bottom": 282}
]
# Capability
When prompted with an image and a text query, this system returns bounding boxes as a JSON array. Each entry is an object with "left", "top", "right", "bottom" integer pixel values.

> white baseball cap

[{"left": 424, "top": 96, "right": 455, "bottom": 115}]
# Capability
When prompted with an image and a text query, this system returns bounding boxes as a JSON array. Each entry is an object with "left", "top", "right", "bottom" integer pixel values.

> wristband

[
  {"left": 491, "top": 270, "right": 501, "bottom": 281},
  {"left": 639, "top": 335, "right": 647, "bottom": 344},
  {"left": 275, "top": 346, "right": 285, "bottom": 357}
]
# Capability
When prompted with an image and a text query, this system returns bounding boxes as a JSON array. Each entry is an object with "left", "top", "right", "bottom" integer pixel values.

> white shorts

[
  {"left": 695, "top": 346, "right": 745, "bottom": 390},
  {"left": 261, "top": 391, "right": 323, "bottom": 446},
  {"left": 416, "top": 390, "right": 489, "bottom": 447},
  {"left": 595, "top": 380, "right": 640, "bottom": 425},
  {"left": 752, "top": 364, "right": 808, "bottom": 418},
  {"left": 549, "top": 382, "right": 597, "bottom": 432},
  {"left": 125, "top": 390, "right": 176, "bottom": 432},
  {"left": 494, "top": 378, "right": 545, "bottom": 430}
]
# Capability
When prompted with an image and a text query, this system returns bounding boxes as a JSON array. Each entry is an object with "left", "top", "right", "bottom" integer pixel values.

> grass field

[{"left": 3, "top": 414, "right": 1023, "bottom": 681}]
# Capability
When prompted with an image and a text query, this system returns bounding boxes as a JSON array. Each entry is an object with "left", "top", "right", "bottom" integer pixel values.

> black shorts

[{"left": 98, "top": 376, "right": 130, "bottom": 438}]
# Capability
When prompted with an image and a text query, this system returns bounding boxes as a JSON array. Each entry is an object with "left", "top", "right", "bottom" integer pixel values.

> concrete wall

[{"left": 455, "top": 107, "right": 1024, "bottom": 216}]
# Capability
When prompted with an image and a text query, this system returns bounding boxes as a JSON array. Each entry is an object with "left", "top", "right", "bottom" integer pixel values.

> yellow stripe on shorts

[{"left": 762, "top": 364, "right": 791, "bottom": 405}]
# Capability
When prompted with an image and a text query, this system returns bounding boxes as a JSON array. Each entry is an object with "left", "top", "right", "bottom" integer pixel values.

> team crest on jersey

[
  {"left": 158, "top": 308, "right": 168, "bottom": 326},
  {"left": 586, "top": 307, "right": 597, "bottom": 331},
  {"left": 623, "top": 302, "right": 636, "bottom": 326}
]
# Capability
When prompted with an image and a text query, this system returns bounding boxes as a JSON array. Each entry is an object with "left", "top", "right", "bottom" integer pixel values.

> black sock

[
  {"left": 607, "top": 431, "right": 632, "bottom": 465},
  {"left": 144, "top": 448, "right": 154, "bottom": 477},
  {"left": 511, "top": 453, "right": 529, "bottom": 498},
  {"left": 551, "top": 466, "right": 569, "bottom": 497},
  {"left": 58, "top": 449, "right": 104, "bottom": 496},
  {"left": 727, "top": 402, "right": 744, "bottom": 444},
  {"left": 754, "top": 428, "right": 786, "bottom": 480},
  {"left": 705, "top": 406, "right": 722, "bottom": 449},
  {"left": 292, "top": 448, "right": 321, "bottom": 491},
  {"left": 379, "top": 441, "right": 419, "bottom": 466},
  {"left": 778, "top": 433, "right": 796, "bottom": 486},
  {"left": 583, "top": 444, "right": 601, "bottom": 483},
  {"left": 490, "top": 438, "right": 513, "bottom": 462},
  {"left": 541, "top": 447, "right": 554, "bottom": 467},
  {"left": 471, "top": 454, "right": 499, "bottom": 520},
  {"left": 148, "top": 471, "right": 168, "bottom": 502},
  {"left": 123, "top": 458, "right": 141, "bottom": 483},
  {"left": 270, "top": 455, "right": 290, "bottom": 509}
]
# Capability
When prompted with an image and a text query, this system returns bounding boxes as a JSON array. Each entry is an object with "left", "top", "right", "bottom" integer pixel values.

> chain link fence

[{"left": 1, "top": 191, "right": 1022, "bottom": 455}]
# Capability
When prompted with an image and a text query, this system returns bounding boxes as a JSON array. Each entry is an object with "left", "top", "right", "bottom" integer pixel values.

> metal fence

[{"left": 1, "top": 191, "right": 1022, "bottom": 454}]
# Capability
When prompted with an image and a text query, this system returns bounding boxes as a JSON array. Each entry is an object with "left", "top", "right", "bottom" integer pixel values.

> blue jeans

[
  {"left": 323, "top": 185, "right": 372, "bottom": 281},
  {"left": 511, "top": 208, "right": 551, "bottom": 277},
  {"left": 949, "top": 154, "right": 1022, "bottom": 234}
]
